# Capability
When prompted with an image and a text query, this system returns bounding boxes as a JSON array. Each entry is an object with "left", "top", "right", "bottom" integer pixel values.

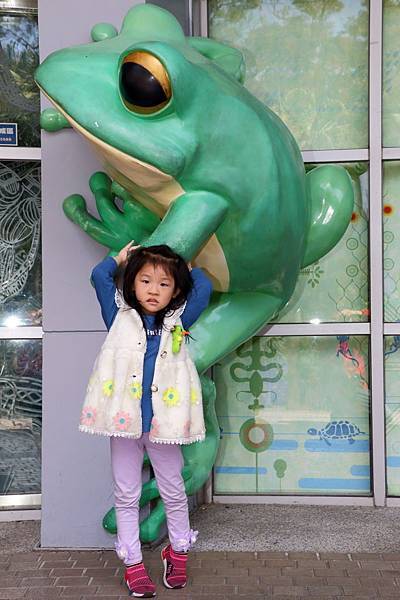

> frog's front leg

[
  {"left": 143, "top": 191, "right": 228, "bottom": 260},
  {"left": 63, "top": 172, "right": 160, "bottom": 251}
]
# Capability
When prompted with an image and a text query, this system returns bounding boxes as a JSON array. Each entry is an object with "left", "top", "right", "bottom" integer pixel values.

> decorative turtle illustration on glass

[{"left": 308, "top": 420, "right": 366, "bottom": 446}]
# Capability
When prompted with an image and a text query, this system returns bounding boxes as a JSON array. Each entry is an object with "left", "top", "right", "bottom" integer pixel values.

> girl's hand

[{"left": 114, "top": 240, "right": 139, "bottom": 266}]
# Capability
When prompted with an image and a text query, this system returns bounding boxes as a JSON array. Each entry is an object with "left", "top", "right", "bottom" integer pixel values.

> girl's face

[{"left": 133, "top": 263, "right": 177, "bottom": 315}]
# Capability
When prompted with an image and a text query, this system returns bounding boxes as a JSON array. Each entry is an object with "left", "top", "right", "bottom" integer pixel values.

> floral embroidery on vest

[
  {"left": 113, "top": 411, "right": 132, "bottom": 431},
  {"left": 102, "top": 379, "right": 114, "bottom": 397},
  {"left": 163, "top": 387, "right": 180, "bottom": 407},
  {"left": 190, "top": 388, "right": 199, "bottom": 405},
  {"left": 79, "top": 304, "right": 205, "bottom": 444},
  {"left": 129, "top": 381, "right": 142, "bottom": 400},
  {"left": 80, "top": 406, "right": 97, "bottom": 427}
]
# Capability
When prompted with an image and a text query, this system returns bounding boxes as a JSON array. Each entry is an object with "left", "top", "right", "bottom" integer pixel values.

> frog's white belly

[{"left": 52, "top": 102, "right": 229, "bottom": 292}]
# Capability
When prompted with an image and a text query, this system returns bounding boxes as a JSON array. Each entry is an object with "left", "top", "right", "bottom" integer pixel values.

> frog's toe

[
  {"left": 102, "top": 507, "right": 117, "bottom": 534},
  {"left": 89, "top": 172, "right": 112, "bottom": 194},
  {"left": 40, "top": 108, "right": 70, "bottom": 132},
  {"left": 63, "top": 194, "right": 87, "bottom": 222}
]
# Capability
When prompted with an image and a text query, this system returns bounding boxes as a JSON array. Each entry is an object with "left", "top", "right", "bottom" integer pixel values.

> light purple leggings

[{"left": 110, "top": 433, "right": 197, "bottom": 565}]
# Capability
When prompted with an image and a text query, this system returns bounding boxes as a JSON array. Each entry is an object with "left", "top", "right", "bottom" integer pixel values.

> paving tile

[
  {"left": 20, "top": 576, "right": 57, "bottom": 587},
  {"left": 51, "top": 568, "right": 86, "bottom": 577},
  {"left": 0, "top": 589, "right": 27, "bottom": 599},
  {"left": 2, "top": 548, "right": 400, "bottom": 598},
  {"left": 23, "top": 588, "right": 62, "bottom": 599},
  {"left": 84, "top": 568, "right": 118, "bottom": 577},
  {"left": 0, "top": 577, "right": 22, "bottom": 587},
  {"left": 40, "top": 560, "right": 76, "bottom": 569},
  {"left": 55, "top": 575, "right": 91, "bottom": 586},
  {"left": 59, "top": 586, "right": 99, "bottom": 596}
]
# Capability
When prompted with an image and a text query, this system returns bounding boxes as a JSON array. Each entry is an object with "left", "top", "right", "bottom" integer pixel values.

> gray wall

[{"left": 39, "top": 0, "right": 144, "bottom": 548}]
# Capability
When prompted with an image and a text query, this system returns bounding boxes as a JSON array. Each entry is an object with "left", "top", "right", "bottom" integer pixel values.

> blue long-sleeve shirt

[{"left": 91, "top": 257, "right": 213, "bottom": 432}]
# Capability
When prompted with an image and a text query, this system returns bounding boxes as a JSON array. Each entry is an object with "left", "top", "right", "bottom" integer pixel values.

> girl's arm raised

[
  {"left": 91, "top": 242, "right": 137, "bottom": 330},
  {"left": 91, "top": 256, "right": 119, "bottom": 330},
  {"left": 181, "top": 268, "right": 213, "bottom": 330}
]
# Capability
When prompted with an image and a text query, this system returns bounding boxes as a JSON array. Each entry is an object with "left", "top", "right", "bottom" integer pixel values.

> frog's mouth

[
  {"left": 40, "top": 95, "right": 231, "bottom": 292},
  {"left": 41, "top": 94, "right": 184, "bottom": 218}
]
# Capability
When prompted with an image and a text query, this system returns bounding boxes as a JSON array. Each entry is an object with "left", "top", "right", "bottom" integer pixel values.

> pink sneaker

[
  {"left": 124, "top": 562, "right": 156, "bottom": 597},
  {"left": 161, "top": 544, "right": 188, "bottom": 589}
]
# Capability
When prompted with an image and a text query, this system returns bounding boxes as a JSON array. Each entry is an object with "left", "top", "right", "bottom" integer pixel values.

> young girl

[{"left": 79, "top": 242, "right": 212, "bottom": 598}]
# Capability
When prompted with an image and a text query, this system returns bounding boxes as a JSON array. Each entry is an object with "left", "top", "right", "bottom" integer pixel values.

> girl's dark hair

[{"left": 122, "top": 245, "right": 193, "bottom": 329}]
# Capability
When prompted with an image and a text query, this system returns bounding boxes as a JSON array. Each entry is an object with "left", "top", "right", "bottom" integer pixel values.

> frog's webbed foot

[
  {"left": 63, "top": 172, "right": 160, "bottom": 252},
  {"left": 103, "top": 375, "right": 220, "bottom": 544},
  {"left": 302, "top": 164, "right": 354, "bottom": 268}
]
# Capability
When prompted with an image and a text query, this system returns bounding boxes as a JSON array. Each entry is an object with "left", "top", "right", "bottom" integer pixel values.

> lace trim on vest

[{"left": 79, "top": 424, "right": 205, "bottom": 444}]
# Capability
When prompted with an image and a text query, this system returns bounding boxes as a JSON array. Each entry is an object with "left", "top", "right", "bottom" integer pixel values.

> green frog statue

[{"left": 35, "top": 4, "right": 353, "bottom": 541}]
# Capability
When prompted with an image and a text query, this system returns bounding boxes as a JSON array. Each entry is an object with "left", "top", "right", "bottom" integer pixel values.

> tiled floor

[{"left": 1, "top": 549, "right": 400, "bottom": 599}]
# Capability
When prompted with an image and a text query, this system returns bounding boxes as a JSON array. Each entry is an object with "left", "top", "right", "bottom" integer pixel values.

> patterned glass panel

[
  {"left": 0, "top": 161, "right": 41, "bottom": 327},
  {"left": 384, "top": 161, "right": 400, "bottom": 322},
  {"left": 0, "top": 339, "right": 41, "bottom": 495},
  {"left": 0, "top": 7, "right": 40, "bottom": 147},
  {"left": 383, "top": 0, "right": 400, "bottom": 147},
  {"left": 385, "top": 336, "right": 400, "bottom": 495},
  {"left": 272, "top": 164, "right": 369, "bottom": 323},
  {"left": 208, "top": 0, "right": 369, "bottom": 151},
  {"left": 214, "top": 336, "right": 370, "bottom": 495}
]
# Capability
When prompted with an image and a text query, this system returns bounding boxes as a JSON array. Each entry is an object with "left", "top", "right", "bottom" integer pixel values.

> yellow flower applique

[
  {"left": 102, "top": 379, "right": 114, "bottom": 397},
  {"left": 190, "top": 388, "right": 199, "bottom": 406},
  {"left": 162, "top": 387, "right": 180, "bottom": 407},
  {"left": 129, "top": 381, "right": 142, "bottom": 400}
]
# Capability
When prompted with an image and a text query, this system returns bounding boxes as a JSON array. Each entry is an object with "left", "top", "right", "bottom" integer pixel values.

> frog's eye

[{"left": 120, "top": 51, "right": 171, "bottom": 114}]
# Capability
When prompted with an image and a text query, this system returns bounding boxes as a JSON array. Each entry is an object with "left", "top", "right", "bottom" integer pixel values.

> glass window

[
  {"left": 385, "top": 336, "right": 400, "bottom": 496},
  {"left": 208, "top": 0, "right": 369, "bottom": 151},
  {"left": 214, "top": 335, "right": 370, "bottom": 495},
  {"left": 383, "top": 0, "right": 400, "bottom": 147},
  {"left": 0, "top": 4, "right": 40, "bottom": 147},
  {"left": 384, "top": 161, "right": 400, "bottom": 322},
  {"left": 0, "top": 161, "right": 42, "bottom": 327},
  {"left": 0, "top": 339, "right": 41, "bottom": 495},
  {"left": 272, "top": 163, "right": 369, "bottom": 323}
]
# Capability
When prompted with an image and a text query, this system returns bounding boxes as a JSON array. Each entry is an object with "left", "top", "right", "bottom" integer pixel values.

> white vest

[{"left": 79, "top": 302, "right": 205, "bottom": 444}]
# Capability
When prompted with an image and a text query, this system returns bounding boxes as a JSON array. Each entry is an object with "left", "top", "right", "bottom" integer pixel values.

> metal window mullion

[
  {"left": 302, "top": 149, "right": 368, "bottom": 163},
  {"left": 0, "top": 148, "right": 41, "bottom": 161},
  {"left": 198, "top": 0, "right": 208, "bottom": 37},
  {"left": 258, "top": 323, "right": 370, "bottom": 336},
  {"left": 369, "top": 0, "right": 385, "bottom": 507},
  {"left": 383, "top": 148, "right": 400, "bottom": 160},
  {"left": 0, "top": 327, "right": 43, "bottom": 339}
]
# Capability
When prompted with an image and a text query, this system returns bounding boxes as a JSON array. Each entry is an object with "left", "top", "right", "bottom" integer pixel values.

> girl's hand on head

[
  {"left": 114, "top": 241, "right": 140, "bottom": 266},
  {"left": 187, "top": 261, "right": 192, "bottom": 272}
]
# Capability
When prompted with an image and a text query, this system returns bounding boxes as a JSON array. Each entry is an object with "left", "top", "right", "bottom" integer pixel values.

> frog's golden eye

[{"left": 120, "top": 51, "right": 171, "bottom": 114}]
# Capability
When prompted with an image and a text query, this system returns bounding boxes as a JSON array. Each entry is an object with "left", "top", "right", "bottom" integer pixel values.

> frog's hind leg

[{"left": 189, "top": 291, "right": 283, "bottom": 374}]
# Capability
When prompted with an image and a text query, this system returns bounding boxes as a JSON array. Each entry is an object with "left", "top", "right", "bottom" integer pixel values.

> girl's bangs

[{"left": 142, "top": 252, "right": 177, "bottom": 279}]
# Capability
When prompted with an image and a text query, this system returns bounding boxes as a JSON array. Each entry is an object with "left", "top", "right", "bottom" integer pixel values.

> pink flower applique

[
  {"left": 113, "top": 411, "right": 132, "bottom": 432},
  {"left": 150, "top": 418, "right": 160, "bottom": 437},
  {"left": 80, "top": 406, "right": 97, "bottom": 427}
]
